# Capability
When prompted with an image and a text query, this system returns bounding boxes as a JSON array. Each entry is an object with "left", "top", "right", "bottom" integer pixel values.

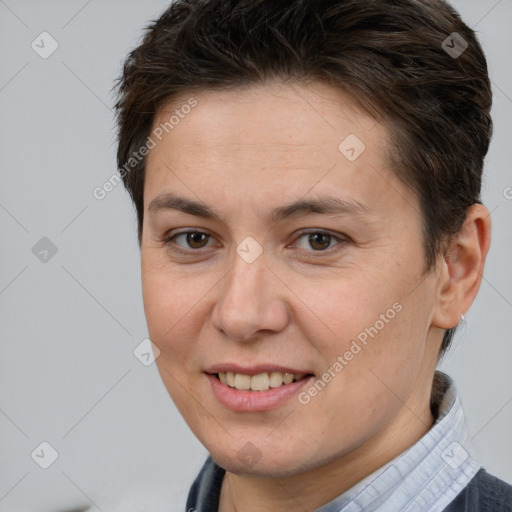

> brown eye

[
  {"left": 185, "top": 232, "right": 209, "bottom": 249},
  {"left": 166, "top": 231, "right": 212, "bottom": 250},
  {"left": 293, "top": 230, "right": 343, "bottom": 252},
  {"left": 307, "top": 233, "right": 332, "bottom": 251}
]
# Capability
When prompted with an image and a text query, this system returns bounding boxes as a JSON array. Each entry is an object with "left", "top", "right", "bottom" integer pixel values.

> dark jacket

[
  {"left": 443, "top": 468, "right": 512, "bottom": 511},
  {"left": 186, "top": 458, "right": 512, "bottom": 511}
]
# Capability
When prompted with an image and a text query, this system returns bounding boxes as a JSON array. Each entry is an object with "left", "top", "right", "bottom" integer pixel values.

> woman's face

[{"left": 141, "top": 81, "right": 444, "bottom": 477}]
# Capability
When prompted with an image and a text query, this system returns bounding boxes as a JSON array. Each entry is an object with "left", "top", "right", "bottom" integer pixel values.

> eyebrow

[{"left": 147, "top": 192, "right": 374, "bottom": 223}]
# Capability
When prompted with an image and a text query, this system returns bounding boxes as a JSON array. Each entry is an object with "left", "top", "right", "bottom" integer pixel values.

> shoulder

[
  {"left": 443, "top": 468, "right": 512, "bottom": 512},
  {"left": 186, "top": 456, "right": 225, "bottom": 512}
]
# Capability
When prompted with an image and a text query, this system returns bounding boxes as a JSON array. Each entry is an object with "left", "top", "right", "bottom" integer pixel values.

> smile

[
  {"left": 206, "top": 369, "right": 315, "bottom": 412},
  {"left": 216, "top": 371, "right": 309, "bottom": 391}
]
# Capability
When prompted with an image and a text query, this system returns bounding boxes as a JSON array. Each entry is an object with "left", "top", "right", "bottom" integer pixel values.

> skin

[{"left": 141, "top": 80, "right": 491, "bottom": 512}]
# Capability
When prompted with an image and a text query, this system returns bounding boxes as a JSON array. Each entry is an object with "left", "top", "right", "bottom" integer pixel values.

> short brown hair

[{"left": 114, "top": 0, "right": 492, "bottom": 355}]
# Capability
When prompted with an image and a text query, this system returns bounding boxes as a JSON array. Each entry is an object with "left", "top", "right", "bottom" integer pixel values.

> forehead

[
  {"left": 144, "top": 81, "right": 414, "bottom": 222},
  {"left": 150, "top": 80, "right": 384, "bottom": 159}
]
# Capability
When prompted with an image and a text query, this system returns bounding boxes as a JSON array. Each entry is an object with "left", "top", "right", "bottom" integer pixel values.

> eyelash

[{"left": 161, "top": 229, "right": 347, "bottom": 257}]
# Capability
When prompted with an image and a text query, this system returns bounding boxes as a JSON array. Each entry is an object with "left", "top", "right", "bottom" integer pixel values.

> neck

[{"left": 219, "top": 397, "right": 434, "bottom": 512}]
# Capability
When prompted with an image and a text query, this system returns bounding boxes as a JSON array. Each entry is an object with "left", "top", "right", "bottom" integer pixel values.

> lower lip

[{"left": 206, "top": 374, "right": 313, "bottom": 412}]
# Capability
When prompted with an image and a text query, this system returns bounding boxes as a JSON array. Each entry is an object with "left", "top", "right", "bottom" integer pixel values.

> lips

[{"left": 206, "top": 371, "right": 314, "bottom": 412}]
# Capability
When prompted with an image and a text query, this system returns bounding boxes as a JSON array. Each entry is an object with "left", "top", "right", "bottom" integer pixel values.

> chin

[{"left": 207, "top": 442, "right": 322, "bottom": 478}]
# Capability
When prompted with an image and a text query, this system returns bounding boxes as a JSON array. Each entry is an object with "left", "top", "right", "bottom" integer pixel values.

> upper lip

[{"left": 205, "top": 363, "right": 314, "bottom": 377}]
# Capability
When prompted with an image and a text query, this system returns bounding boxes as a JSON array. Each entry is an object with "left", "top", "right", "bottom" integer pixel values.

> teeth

[
  {"left": 282, "top": 372, "right": 294, "bottom": 385},
  {"left": 217, "top": 371, "right": 308, "bottom": 391},
  {"left": 226, "top": 372, "right": 235, "bottom": 387},
  {"left": 269, "top": 371, "right": 283, "bottom": 388},
  {"left": 234, "top": 373, "right": 251, "bottom": 390},
  {"left": 250, "top": 373, "right": 270, "bottom": 391}
]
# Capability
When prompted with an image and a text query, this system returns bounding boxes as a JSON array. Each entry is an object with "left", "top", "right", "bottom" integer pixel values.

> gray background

[{"left": 0, "top": 1, "right": 510, "bottom": 511}]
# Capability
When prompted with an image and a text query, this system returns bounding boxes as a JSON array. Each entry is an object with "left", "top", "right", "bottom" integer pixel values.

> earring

[{"left": 460, "top": 313, "right": 465, "bottom": 324}]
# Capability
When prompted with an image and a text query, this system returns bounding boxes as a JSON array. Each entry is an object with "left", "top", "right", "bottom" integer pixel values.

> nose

[{"left": 210, "top": 250, "right": 289, "bottom": 342}]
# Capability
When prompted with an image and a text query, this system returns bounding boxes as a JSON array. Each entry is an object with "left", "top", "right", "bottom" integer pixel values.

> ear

[{"left": 431, "top": 204, "right": 492, "bottom": 330}]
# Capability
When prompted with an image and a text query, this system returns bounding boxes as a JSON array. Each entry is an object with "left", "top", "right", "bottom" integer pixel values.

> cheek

[
  {"left": 141, "top": 261, "right": 203, "bottom": 356},
  {"left": 294, "top": 269, "right": 426, "bottom": 392},
  {"left": 142, "top": 268, "right": 205, "bottom": 409},
  {"left": 292, "top": 271, "right": 399, "bottom": 350}
]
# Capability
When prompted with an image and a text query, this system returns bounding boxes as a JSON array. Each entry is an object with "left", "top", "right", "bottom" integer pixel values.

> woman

[{"left": 113, "top": 0, "right": 512, "bottom": 510}]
